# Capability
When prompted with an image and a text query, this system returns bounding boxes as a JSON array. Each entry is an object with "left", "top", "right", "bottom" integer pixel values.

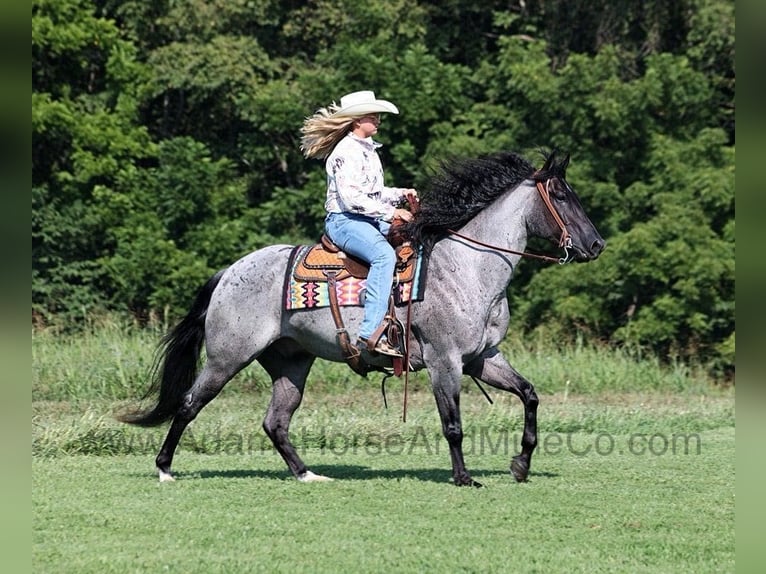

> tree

[{"left": 33, "top": 0, "right": 153, "bottom": 323}]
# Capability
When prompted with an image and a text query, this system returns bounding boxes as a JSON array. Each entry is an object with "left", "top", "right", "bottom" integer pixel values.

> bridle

[
  {"left": 534, "top": 176, "right": 573, "bottom": 253},
  {"left": 446, "top": 174, "right": 574, "bottom": 265}
]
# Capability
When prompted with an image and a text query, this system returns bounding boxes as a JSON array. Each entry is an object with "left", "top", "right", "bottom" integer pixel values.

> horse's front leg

[
  {"left": 464, "top": 348, "right": 539, "bottom": 482},
  {"left": 429, "top": 366, "right": 482, "bottom": 487}
]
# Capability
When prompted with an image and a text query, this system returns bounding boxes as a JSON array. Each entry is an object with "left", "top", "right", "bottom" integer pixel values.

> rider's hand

[{"left": 393, "top": 208, "right": 414, "bottom": 222}]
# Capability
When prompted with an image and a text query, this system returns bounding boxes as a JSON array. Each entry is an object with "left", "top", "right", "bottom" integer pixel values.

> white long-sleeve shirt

[{"left": 324, "top": 133, "right": 407, "bottom": 221}]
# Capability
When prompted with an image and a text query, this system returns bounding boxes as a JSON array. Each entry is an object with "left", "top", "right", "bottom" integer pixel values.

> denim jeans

[{"left": 325, "top": 212, "right": 395, "bottom": 340}]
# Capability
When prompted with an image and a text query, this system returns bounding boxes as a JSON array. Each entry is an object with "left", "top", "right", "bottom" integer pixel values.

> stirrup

[{"left": 358, "top": 337, "right": 403, "bottom": 358}]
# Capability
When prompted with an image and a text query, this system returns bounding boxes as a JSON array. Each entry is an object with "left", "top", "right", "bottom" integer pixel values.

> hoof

[
  {"left": 454, "top": 476, "right": 483, "bottom": 488},
  {"left": 510, "top": 455, "right": 529, "bottom": 482},
  {"left": 158, "top": 469, "right": 175, "bottom": 483},
  {"left": 297, "top": 470, "right": 334, "bottom": 483}
]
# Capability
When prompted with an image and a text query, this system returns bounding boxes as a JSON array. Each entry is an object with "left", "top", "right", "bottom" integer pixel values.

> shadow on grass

[{"left": 164, "top": 465, "right": 559, "bottom": 484}]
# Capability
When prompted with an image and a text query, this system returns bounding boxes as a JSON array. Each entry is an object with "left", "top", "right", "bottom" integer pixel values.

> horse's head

[{"left": 533, "top": 152, "right": 606, "bottom": 262}]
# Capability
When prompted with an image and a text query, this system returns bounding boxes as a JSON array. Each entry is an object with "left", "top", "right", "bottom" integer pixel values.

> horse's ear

[
  {"left": 561, "top": 153, "right": 570, "bottom": 173},
  {"left": 541, "top": 151, "right": 555, "bottom": 171}
]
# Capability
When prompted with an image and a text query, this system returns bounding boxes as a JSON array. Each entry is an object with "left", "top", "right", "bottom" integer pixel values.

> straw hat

[{"left": 333, "top": 90, "right": 399, "bottom": 117}]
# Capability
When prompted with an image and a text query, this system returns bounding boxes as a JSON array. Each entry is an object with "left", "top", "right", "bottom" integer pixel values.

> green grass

[
  {"left": 33, "top": 390, "right": 734, "bottom": 458},
  {"left": 32, "top": 321, "right": 721, "bottom": 402},
  {"left": 33, "top": 324, "right": 735, "bottom": 572},
  {"left": 33, "top": 422, "right": 734, "bottom": 573},
  {"left": 33, "top": 391, "right": 735, "bottom": 573}
]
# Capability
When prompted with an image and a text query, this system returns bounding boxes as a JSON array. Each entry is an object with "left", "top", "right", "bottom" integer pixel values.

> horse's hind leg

[
  {"left": 155, "top": 361, "right": 237, "bottom": 481},
  {"left": 258, "top": 345, "right": 326, "bottom": 482},
  {"left": 464, "top": 348, "right": 539, "bottom": 482}
]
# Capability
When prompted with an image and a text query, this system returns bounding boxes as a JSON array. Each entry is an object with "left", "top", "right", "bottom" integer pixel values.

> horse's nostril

[{"left": 592, "top": 239, "right": 605, "bottom": 254}]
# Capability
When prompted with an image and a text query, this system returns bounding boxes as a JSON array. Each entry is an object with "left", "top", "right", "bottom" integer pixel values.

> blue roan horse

[{"left": 119, "top": 150, "right": 605, "bottom": 487}]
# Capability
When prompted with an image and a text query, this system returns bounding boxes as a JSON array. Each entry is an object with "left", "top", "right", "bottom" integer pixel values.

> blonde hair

[{"left": 300, "top": 103, "right": 357, "bottom": 160}]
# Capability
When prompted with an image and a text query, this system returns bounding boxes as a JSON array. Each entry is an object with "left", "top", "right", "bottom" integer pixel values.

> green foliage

[
  {"left": 32, "top": 0, "right": 735, "bottom": 376},
  {"left": 684, "top": 0, "right": 735, "bottom": 134},
  {"left": 93, "top": 137, "right": 259, "bottom": 317},
  {"left": 282, "top": 0, "right": 428, "bottom": 55}
]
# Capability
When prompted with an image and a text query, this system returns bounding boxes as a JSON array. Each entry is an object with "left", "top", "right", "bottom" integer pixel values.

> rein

[{"left": 446, "top": 177, "right": 574, "bottom": 265}]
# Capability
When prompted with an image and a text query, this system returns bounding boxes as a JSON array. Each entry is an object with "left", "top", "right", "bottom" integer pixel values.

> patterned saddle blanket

[{"left": 284, "top": 239, "right": 426, "bottom": 310}]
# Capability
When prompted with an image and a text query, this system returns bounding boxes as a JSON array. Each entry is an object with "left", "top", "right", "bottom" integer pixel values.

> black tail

[{"left": 116, "top": 270, "right": 225, "bottom": 427}]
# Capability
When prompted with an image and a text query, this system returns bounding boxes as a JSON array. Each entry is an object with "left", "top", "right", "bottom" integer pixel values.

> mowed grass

[
  {"left": 34, "top": 392, "right": 734, "bottom": 573},
  {"left": 33, "top": 324, "right": 735, "bottom": 573},
  {"left": 33, "top": 429, "right": 734, "bottom": 573}
]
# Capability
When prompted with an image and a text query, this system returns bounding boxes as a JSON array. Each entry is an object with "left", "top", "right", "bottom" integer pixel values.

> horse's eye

[{"left": 551, "top": 182, "right": 568, "bottom": 201}]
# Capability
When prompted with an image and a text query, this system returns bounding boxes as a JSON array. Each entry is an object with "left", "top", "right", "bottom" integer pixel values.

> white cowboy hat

[{"left": 334, "top": 90, "right": 399, "bottom": 117}]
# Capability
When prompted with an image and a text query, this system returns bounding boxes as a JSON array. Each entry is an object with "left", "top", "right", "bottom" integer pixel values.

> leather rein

[{"left": 447, "top": 177, "right": 574, "bottom": 265}]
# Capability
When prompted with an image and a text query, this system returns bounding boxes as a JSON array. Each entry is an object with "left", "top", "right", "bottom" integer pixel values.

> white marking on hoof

[
  {"left": 297, "top": 470, "right": 333, "bottom": 483},
  {"left": 158, "top": 469, "right": 175, "bottom": 483}
]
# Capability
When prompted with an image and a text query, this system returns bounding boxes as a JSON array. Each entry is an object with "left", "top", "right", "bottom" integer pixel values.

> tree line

[{"left": 32, "top": 0, "right": 735, "bottom": 378}]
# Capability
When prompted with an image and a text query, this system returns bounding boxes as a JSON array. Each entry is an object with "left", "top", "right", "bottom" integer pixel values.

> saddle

[
  {"left": 292, "top": 235, "right": 418, "bottom": 283},
  {"left": 290, "top": 234, "right": 417, "bottom": 377}
]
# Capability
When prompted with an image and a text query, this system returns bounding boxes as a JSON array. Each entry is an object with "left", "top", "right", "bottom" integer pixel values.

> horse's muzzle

[{"left": 574, "top": 236, "right": 606, "bottom": 261}]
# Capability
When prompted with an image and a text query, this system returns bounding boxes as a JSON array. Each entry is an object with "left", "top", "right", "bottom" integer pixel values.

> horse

[{"left": 118, "top": 150, "right": 605, "bottom": 487}]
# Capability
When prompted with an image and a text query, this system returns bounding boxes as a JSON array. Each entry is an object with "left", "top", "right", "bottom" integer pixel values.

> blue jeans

[{"left": 325, "top": 212, "right": 395, "bottom": 340}]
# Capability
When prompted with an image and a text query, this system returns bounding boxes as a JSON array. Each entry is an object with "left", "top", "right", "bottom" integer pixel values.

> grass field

[{"left": 33, "top": 326, "right": 735, "bottom": 573}]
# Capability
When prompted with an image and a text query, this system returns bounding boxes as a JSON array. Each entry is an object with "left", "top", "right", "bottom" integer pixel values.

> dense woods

[{"left": 32, "top": 0, "right": 735, "bottom": 378}]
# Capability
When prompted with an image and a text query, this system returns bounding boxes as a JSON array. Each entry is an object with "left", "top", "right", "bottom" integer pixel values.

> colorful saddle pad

[{"left": 284, "top": 244, "right": 427, "bottom": 310}]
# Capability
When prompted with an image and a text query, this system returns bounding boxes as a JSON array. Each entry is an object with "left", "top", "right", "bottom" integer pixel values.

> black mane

[{"left": 405, "top": 150, "right": 567, "bottom": 249}]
